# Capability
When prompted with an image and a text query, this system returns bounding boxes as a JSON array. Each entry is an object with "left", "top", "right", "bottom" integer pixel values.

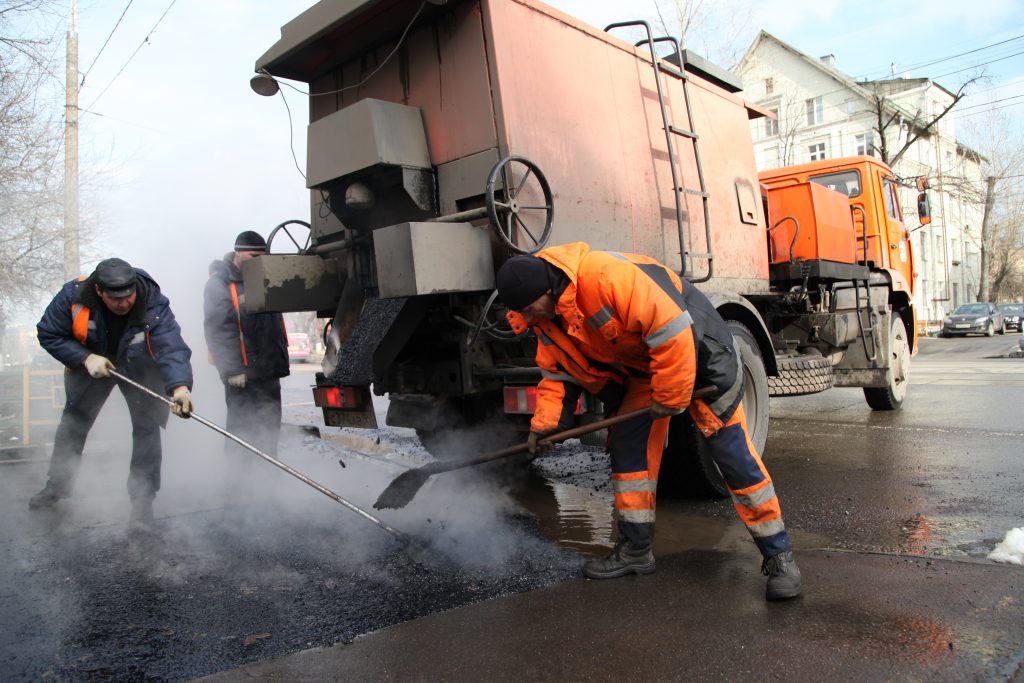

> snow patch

[{"left": 987, "top": 527, "right": 1024, "bottom": 565}]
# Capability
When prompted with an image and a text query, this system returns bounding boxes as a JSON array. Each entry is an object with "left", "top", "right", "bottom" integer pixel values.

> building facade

[{"left": 736, "top": 32, "right": 985, "bottom": 327}]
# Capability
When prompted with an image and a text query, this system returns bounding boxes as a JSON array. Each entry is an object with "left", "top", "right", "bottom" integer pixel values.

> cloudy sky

[{"left": 21, "top": 0, "right": 1024, "bottom": 331}]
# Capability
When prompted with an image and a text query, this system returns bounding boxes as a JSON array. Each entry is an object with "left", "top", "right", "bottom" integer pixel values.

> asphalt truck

[{"left": 245, "top": 0, "right": 927, "bottom": 496}]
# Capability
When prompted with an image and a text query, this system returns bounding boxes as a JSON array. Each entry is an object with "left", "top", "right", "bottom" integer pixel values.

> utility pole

[{"left": 64, "top": 0, "right": 79, "bottom": 279}]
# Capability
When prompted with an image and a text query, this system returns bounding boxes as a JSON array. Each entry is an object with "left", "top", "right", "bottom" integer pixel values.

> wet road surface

[{"left": 2, "top": 336, "right": 1023, "bottom": 681}]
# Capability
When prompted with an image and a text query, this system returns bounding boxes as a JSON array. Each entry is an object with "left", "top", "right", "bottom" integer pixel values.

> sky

[{"left": 15, "top": 0, "right": 1024, "bottom": 334}]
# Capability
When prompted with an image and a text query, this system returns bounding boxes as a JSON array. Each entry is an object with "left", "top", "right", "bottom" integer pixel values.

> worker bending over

[
  {"left": 496, "top": 242, "right": 801, "bottom": 600},
  {"left": 30, "top": 258, "right": 194, "bottom": 529}
]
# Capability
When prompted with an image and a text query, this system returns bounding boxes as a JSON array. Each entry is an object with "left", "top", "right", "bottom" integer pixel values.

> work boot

[
  {"left": 128, "top": 496, "right": 156, "bottom": 532},
  {"left": 28, "top": 486, "right": 65, "bottom": 510},
  {"left": 583, "top": 541, "right": 656, "bottom": 579},
  {"left": 762, "top": 550, "right": 802, "bottom": 601}
]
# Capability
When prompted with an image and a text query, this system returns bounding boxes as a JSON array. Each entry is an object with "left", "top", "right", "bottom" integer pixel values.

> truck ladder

[{"left": 604, "top": 21, "right": 713, "bottom": 282}]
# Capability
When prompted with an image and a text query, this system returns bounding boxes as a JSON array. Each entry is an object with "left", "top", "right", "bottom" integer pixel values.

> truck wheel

[
  {"left": 658, "top": 320, "right": 768, "bottom": 500},
  {"left": 768, "top": 354, "right": 834, "bottom": 397},
  {"left": 729, "top": 320, "right": 770, "bottom": 454},
  {"left": 864, "top": 316, "right": 910, "bottom": 410},
  {"left": 660, "top": 416, "right": 729, "bottom": 499}
]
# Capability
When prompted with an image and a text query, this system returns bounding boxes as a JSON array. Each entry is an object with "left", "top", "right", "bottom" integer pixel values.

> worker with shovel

[
  {"left": 495, "top": 243, "right": 801, "bottom": 601},
  {"left": 30, "top": 258, "right": 194, "bottom": 529}
]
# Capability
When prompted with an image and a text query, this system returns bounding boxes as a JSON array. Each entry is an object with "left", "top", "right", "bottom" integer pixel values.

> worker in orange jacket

[{"left": 496, "top": 242, "right": 801, "bottom": 600}]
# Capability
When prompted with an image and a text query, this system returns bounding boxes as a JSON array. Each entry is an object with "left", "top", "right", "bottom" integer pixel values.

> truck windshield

[{"left": 809, "top": 170, "right": 861, "bottom": 198}]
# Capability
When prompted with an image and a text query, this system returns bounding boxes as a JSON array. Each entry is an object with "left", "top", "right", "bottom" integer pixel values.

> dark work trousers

[
  {"left": 45, "top": 363, "right": 169, "bottom": 500},
  {"left": 223, "top": 377, "right": 282, "bottom": 464}
]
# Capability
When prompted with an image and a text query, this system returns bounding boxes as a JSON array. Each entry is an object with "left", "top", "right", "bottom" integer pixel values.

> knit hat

[
  {"left": 94, "top": 258, "right": 137, "bottom": 298},
  {"left": 496, "top": 255, "right": 551, "bottom": 310},
  {"left": 234, "top": 230, "right": 267, "bottom": 252}
]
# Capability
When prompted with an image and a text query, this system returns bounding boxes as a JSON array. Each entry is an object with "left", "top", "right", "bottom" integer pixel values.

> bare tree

[
  {"left": 947, "top": 108, "right": 1024, "bottom": 301},
  {"left": 651, "top": 0, "right": 753, "bottom": 67},
  {"left": 0, "top": 0, "right": 68, "bottom": 330},
  {"left": 865, "top": 76, "right": 981, "bottom": 167}
]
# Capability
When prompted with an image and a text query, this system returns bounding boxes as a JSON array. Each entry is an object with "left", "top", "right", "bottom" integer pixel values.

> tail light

[{"left": 313, "top": 385, "right": 361, "bottom": 409}]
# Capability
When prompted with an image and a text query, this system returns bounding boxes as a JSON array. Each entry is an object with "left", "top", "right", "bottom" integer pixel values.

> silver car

[
  {"left": 941, "top": 303, "right": 1005, "bottom": 337},
  {"left": 997, "top": 303, "right": 1024, "bottom": 332}
]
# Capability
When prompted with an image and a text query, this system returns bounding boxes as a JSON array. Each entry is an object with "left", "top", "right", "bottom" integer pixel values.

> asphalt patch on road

[{"left": 0, "top": 505, "right": 582, "bottom": 681}]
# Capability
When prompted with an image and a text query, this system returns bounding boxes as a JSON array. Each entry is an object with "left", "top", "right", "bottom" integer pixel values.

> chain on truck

[{"left": 245, "top": 0, "right": 930, "bottom": 498}]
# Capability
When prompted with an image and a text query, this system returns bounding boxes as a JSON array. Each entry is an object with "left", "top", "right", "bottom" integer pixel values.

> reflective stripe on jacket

[{"left": 507, "top": 242, "right": 742, "bottom": 435}]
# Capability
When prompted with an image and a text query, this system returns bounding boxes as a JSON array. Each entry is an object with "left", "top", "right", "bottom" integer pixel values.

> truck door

[{"left": 880, "top": 174, "right": 913, "bottom": 286}]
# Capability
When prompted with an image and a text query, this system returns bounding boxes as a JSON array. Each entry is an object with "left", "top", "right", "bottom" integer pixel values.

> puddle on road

[{"left": 513, "top": 472, "right": 780, "bottom": 557}]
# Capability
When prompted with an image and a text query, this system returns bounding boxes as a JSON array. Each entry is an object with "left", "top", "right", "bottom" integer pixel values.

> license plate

[{"left": 955, "top": 324, "right": 970, "bottom": 329}]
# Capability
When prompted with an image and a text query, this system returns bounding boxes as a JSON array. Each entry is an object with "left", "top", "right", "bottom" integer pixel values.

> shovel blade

[{"left": 373, "top": 468, "right": 432, "bottom": 510}]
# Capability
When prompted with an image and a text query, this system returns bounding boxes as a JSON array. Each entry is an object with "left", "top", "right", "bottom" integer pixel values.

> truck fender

[{"left": 703, "top": 292, "right": 778, "bottom": 377}]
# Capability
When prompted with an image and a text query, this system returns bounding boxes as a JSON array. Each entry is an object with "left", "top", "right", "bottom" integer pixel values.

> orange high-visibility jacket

[{"left": 507, "top": 242, "right": 743, "bottom": 435}]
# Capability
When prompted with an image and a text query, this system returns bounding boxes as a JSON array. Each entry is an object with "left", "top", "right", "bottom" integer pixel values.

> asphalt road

[{"left": 1, "top": 335, "right": 1022, "bottom": 681}]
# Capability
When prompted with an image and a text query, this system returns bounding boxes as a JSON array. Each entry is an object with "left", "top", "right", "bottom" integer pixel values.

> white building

[{"left": 736, "top": 31, "right": 985, "bottom": 326}]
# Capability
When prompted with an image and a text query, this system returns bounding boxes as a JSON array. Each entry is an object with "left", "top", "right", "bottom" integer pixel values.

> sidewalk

[{"left": 200, "top": 548, "right": 1024, "bottom": 682}]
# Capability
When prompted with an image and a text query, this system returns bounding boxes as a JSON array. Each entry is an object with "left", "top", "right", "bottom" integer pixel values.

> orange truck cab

[{"left": 759, "top": 156, "right": 921, "bottom": 354}]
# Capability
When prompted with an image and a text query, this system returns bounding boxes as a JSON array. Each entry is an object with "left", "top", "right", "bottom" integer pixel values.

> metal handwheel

[
  {"left": 267, "top": 219, "right": 312, "bottom": 254},
  {"left": 485, "top": 155, "right": 554, "bottom": 254}
]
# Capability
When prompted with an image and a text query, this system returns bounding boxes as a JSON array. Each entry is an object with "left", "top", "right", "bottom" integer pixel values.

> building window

[
  {"left": 765, "top": 77, "right": 774, "bottom": 95},
  {"left": 846, "top": 100, "right": 856, "bottom": 115},
  {"left": 855, "top": 132, "right": 875, "bottom": 156},
  {"left": 808, "top": 142, "right": 826, "bottom": 161},
  {"left": 765, "top": 109, "right": 779, "bottom": 137},
  {"left": 806, "top": 96, "right": 823, "bottom": 125}
]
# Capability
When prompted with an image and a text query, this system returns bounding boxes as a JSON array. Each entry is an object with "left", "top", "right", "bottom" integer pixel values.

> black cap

[
  {"left": 234, "top": 230, "right": 267, "bottom": 252},
  {"left": 496, "top": 255, "right": 551, "bottom": 310},
  {"left": 94, "top": 258, "right": 137, "bottom": 298}
]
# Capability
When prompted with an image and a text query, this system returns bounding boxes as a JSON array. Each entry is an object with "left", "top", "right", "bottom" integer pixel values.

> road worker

[
  {"left": 30, "top": 258, "right": 194, "bottom": 528},
  {"left": 496, "top": 242, "right": 802, "bottom": 600},
  {"left": 203, "top": 231, "right": 290, "bottom": 463}
]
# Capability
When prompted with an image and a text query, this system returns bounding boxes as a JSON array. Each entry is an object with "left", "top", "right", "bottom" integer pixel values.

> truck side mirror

[{"left": 917, "top": 192, "right": 931, "bottom": 225}]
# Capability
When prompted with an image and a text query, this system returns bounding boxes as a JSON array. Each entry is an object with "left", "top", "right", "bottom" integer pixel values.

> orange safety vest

[
  {"left": 213, "top": 281, "right": 289, "bottom": 368},
  {"left": 506, "top": 242, "right": 700, "bottom": 434}
]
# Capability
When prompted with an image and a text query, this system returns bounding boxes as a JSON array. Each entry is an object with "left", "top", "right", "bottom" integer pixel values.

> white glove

[
  {"left": 83, "top": 354, "right": 114, "bottom": 378},
  {"left": 227, "top": 373, "right": 247, "bottom": 389},
  {"left": 171, "top": 386, "right": 193, "bottom": 418}
]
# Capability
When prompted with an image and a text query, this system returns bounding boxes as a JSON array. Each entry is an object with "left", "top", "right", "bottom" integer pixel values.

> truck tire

[
  {"left": 730, "top": 320, "right": 770, "bottom": 455},
  {"left": 863, "top": 316, "right": 910, "bottom": 410},
  {"left": 658, "top": 321, "right": 769, "bottom": 500},
  {"left": 768, "top": 354, "right": 834, "bottom": 397}
]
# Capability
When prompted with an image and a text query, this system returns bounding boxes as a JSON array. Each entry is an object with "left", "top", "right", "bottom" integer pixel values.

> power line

[
  {"left": 932, "top": 48, "right": 1024, "bottom": 80},
  {"left": 86, "top": 0, "right": 177, "bottom": 110},
  {"left": 79, "top": 0, "right": 134, "bottom": 89},
  {"left": 853, "top": 33, "right": 1024, "bottom": 81}
]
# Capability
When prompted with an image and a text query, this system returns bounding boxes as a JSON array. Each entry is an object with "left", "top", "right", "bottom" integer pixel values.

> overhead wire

[
  {"left": 79, "top": 0, "right": 134, "bottom": 88},
  {"left": 86, "top": 0, "right": 177, "bottom": 110}
]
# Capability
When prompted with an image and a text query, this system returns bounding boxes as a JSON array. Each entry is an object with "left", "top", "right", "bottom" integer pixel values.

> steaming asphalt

[
  {"left": 0, "top": 365, "right": 584, "bottom": 681},
  {"left": 4, "top": 338, "right": 1024, "bottom": 680}
]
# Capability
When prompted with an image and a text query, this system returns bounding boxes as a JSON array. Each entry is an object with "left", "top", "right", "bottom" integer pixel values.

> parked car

[
  {"left": 997, "top": 303, "right": 1024, "bottom": 332},
  {"left": 940, "top": 303, "right": 1005, "bottom": 337},
  {"left": 287, "top": 332, "right": 311, "bottom": 363}
]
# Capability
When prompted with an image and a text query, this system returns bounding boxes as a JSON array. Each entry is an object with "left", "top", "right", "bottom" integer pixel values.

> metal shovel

[
  {"left": 373, "top": 386, "right": 715, "bottom": 510},
  {"left": 108, "top": 369, "right": 408, "bottom": 542}
]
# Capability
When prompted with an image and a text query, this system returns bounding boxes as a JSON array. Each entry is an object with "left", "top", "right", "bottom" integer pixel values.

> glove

[
  {"left": 83, "top": 354, "right": 114, "bottom": 378},
  {"left": 527, "top": 431, "right": 555, "bottom": 456},
  {"left": 226, "top": 373, "right": 247, "bottom": 389},
  {"left": 650, "top": 401, "right": 684, "bottom": 418},
  {"left": 171, "top": 386, "right": 193, "bottom": 419}
]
